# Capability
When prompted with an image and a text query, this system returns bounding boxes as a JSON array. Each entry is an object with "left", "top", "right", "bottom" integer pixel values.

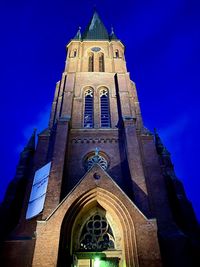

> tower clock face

[{"left": 91, "top": 47, "right": 101, "bottom": 52}]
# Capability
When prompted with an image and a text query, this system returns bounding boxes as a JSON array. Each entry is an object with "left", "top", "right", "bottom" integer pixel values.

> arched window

[
  {"left": 99, "top": 53, "right": 105, "bottom": 72},
  {"left": 73, "top": 49, "right": 77, "bottom": 57},
  {"left": 100, "top": 88, "right": 111, "bottom": 128},
  {"left": 84, "top": 88, "right": 94, "bottom": 128},
  {"left": 114, "top": 49, "right": 119, "bottom": 58},
  {"left": 70, "top": 49, "right": 77, "bottom": 58},
  {"left": 88, "top": 53, "right": 94, "bottom": 72}
]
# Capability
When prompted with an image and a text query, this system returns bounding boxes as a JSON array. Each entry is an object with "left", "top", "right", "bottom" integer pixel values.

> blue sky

[{"left": 0, "top": 0, "right": 199, "bottom": 221}]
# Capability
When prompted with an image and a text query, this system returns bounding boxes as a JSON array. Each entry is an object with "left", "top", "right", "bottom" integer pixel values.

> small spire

[
  {"left": 154, "top": 130, "right": 165, "bottom": 155},
  {"left": 110, "top": 26, "right": 118, "bottom": 40},
  {"left": 154, "top": 130, "right": 170, "bottom": 156},
  {"left": 26, "top": 129, "right": 36, "bottom": 151},
  {"left": 73, "top": 26, "right": 82, "bottom": 40}
]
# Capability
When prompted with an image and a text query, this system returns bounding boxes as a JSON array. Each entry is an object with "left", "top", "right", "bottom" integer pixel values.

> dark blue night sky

[{"left": 0, "top": 0, "right": 199, "bottom": 221}]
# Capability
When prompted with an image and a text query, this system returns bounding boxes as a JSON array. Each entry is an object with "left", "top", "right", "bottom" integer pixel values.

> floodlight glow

[{"left": 94, "top": 257, "right": 100, "bottom": 267}]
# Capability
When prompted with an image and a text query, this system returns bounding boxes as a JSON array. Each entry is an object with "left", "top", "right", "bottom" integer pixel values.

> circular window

[
  {"left": 84, "top": 149, "right": 109, "bottom": 171},
  {"left": 87, "top": 155, "right": 108, "bottom": 170},
  {"left": 91, "top": 47, "right": 101, "bottom": 52}
]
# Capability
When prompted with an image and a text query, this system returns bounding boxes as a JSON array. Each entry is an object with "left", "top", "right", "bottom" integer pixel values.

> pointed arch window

[
  {"left": 88, "top": 53, "right": 94, "bottom": 72},
  {"left": 84, "top": 88, "right": 94, "bottom": 128},
  {"left": 79, "top": 213, "right": 115, "bottom": 251},
  {"left": 100, "top": 88, "right": 111, "bottom": 128},
  {"left": 99, "top": 53, "right": 105, "bottom": 72},
  {"left": 70, "top": 49, "right": 77, "bottom": 58},
  {"left": 114, "top": 49, "right": 119, "bottom": 58},
  {"left": 73, "top": 49, "right": 77, "bottom": 57}
]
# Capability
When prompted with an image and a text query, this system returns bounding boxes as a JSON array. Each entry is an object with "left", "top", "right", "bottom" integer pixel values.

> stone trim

[{"left": 71, "top": 138, "right": 118, "bottom": 144}]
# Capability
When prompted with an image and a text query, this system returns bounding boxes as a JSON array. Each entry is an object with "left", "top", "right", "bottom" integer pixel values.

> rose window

[
  {"left": 79, "top": 214, "right": 115, "bottom": 251},
  {"left": 85, "top": 148, "right": 108, "bottom": 171},
  {"left": 87, "top": 155, "right": 108, "bottom": 170}
]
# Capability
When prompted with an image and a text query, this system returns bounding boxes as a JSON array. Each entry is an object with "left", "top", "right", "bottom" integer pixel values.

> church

[{"left": 0, "top": 11, "right": 200, "bottom": 267}]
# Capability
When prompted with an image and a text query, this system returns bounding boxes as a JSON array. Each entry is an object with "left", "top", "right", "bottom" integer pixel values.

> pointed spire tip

[{"left": 82, "top": 10, "right": 109, "bottom": 40}]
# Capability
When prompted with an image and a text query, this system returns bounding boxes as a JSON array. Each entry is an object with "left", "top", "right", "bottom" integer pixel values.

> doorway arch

[{"left": 57, "top": 188, "right": 138, "bottom": 267}]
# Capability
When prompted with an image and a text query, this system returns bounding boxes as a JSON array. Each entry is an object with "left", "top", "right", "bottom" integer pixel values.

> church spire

[{"left": 82, "top": 11, "right": 109, "bottom": 40}]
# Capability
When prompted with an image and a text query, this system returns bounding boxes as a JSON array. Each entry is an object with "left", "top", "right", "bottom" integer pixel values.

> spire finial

[
  {"left": 109, "top": 25, "right": 118, "bottom": 40},
  {"left": 73, "top": 26, "right": 82, "bottom": 40},
  {"left": 95, "top": 147, "right": 100, "bottom": 156},
  {"left": 93, "top": 4, "right": 97, "bottom": 12}
]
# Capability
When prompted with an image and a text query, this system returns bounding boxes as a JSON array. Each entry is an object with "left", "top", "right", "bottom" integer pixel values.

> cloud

[
  {"left": 159, "top": 114, "right": 189, "bottom": 140},
  {"left": 157, "top": 114, "right": 190, "bottom": 157}
]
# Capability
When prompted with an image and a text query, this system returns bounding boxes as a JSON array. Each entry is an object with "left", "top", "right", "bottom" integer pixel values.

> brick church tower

[{"left": 0, "top": 11, "right": 200, "bottom": 267}]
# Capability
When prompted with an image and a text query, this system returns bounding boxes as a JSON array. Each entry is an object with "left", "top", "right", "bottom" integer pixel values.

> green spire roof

[
  {"left": 73, "top": 26, "right": 82, "bottom": 40},
  {"left": 71, "top": 11, "right": 119, "bottom": 41},
  {"left": 82, "top": 11, "right": 109, "bottom": 40},
  {"left": 110, "top": 27, "right": 118, "bottom": 40}
]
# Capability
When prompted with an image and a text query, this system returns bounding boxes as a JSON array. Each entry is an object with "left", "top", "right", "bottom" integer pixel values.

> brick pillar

[
  {"left": 49, "top": 81, "right": 60, "bottom": 128},
  {"left": 123, "top": 117, "right": 150, "bottom": 215},
  {"left": 42, "top": 117, "right": 70, "bottom": 219},
  {"left": 60, "top": 73, "right": 75, "bottom": 117}
]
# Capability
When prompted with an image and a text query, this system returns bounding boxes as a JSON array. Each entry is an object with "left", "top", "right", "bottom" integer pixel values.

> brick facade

[{"left": 1, "top": 11, "right": 199, "bottom": 267}]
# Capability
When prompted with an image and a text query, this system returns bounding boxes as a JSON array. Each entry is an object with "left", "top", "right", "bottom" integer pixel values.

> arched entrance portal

[
  {"left": 57, "top": 190, "right": 127, "bottom": 267},
  {"left": 32, "top": 167, "right": 160, "bottom": 267},
  {"left": 72, "top": 205, "right": 122, "bottom": 267}
]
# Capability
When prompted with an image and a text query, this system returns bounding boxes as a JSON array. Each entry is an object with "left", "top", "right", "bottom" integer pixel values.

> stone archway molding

[{"left": 32, "top": 164, "right": 161, "bottom": 267}]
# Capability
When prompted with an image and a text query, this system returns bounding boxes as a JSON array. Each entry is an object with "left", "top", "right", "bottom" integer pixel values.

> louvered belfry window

[
  {"left": 88, "top": 53, "right": 94, "bottom": 72},
  {"left": 115, "top": 49, "right": 119, "bottom": 58},
  {"left": 99, "top": 53, "right": 105, "bottom": 72},
  {"left": 73, "top": 49, "right": 77, "bottom": 57},
  {"left": 84, "top": 89, "right": 94, "bottom": 128},
  {"left": 100, "top": 88, "right": 111, "bottom": 128}
]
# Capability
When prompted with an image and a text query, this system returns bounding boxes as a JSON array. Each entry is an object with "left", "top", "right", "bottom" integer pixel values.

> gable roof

[{"left": 45, "top": 163, "right": 148, "bottom": 221}]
